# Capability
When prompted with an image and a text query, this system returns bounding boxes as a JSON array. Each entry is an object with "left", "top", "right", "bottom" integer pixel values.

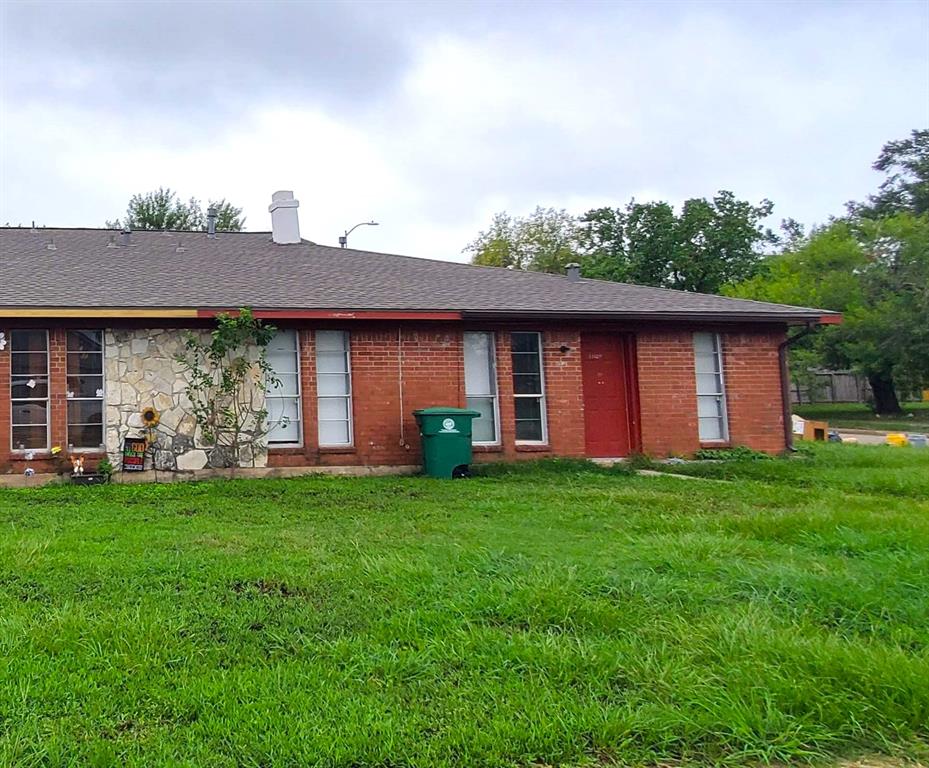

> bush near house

[{"left": 0, "top": 444, "right": 927, "bottom": 766}]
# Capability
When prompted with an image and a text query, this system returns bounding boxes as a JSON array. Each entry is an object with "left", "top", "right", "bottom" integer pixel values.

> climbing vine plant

[{"left": 176, "top": 308, "right": 279, "bottom": 469}]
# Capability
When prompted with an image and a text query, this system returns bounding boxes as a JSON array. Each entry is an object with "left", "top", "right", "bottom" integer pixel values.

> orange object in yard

[
  {"left": 923, "top": 389, "right": 929, "bottom": 402},
  {"left": 802, "top": 420, "right": 828, "bottom": 441}
]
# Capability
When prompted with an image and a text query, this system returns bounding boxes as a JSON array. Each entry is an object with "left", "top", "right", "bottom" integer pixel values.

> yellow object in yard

[
  {"left": 923, "top": 388, "right": 929, "bottom": 402},
  {"left": 886, "top": 433, "right": 909, "bottom": 447}
]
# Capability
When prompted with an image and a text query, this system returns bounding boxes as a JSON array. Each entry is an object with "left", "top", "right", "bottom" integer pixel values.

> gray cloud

[
  {"left": 1, "top": 0, "right": 927, "bottom": 259},
  {"left": 3, "top": 0, "right": 410, "bottom": 126}
]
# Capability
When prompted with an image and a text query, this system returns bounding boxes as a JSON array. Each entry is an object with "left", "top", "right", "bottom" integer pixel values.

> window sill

[
  {"left": 268, "top": 445, "right": 304, "bottom": 455},
  {"left": 515, "top": 443, "right": 550, "bottom": 453},
  {"left": 472, "top": 444, "right": 503, "bottom": 454},
  {"left": 318, "top": 446, "right": 356, "bottom": 455}
]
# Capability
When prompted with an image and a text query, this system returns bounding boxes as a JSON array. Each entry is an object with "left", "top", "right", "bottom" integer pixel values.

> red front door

[{"left": 581, "top": 334, "right": 637, "bottom": 457}]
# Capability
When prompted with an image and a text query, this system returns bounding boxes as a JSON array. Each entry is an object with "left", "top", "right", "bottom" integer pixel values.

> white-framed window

[
  {"left": 464, "top": 331, "right": 500, "bottom": 444},
  {"left": 511, "top": 331, "right": 547, "bottom": 443},
  {"left": 266, "top": 329, "right": 302, "bottom": 445},
  {"left": 316, "top": 330, "right": 353, "bottom": 447},
  {"left": 694, "top": 332, "right": 729, "bottom": 442},
  {"left": 66, "top": 330, "right": 105, "bottom": 449},
  {"left": 10, "top": 329, "right": 50, "bottom": 451}
]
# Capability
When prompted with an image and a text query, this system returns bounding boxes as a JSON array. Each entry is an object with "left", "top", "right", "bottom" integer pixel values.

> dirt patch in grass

[{"left": 229, "top": 578, "right": 306, "bottom": 598}]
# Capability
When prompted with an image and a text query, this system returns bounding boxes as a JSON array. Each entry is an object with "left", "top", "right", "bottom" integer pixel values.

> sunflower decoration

[
  {"left": 141, "top": 406, "right": 161, "bottom": 428},
  {"left": 141, "top": 406, "right": 161, "bottom": 445}
]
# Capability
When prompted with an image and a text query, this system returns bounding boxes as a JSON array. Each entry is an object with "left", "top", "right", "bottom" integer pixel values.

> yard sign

[{"left": 122, "top": 437, "right": 147, "bottom": 472}]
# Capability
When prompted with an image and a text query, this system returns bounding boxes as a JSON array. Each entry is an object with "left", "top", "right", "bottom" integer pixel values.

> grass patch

[
  {"left": 0, "top": 444, "right": 927, "bottom": 766},
  {"left": 795, "top": 402, "right": 929, "bottom": 432}
]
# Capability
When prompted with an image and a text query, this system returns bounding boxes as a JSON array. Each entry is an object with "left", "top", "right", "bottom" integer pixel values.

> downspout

[
  {"left": 398, "top": 326, "right": 406, "bottom": 449},
  {"left": 778, "top": 322, "right": 817, "bottom": 452}
]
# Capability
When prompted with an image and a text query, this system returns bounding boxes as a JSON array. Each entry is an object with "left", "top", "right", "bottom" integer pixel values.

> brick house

[{"left": 0, "top": 191, "right": 837, "bottom": 476}]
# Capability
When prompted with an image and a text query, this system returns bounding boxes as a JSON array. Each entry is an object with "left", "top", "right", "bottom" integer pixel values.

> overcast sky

[{"left": 1, "top": 0, "right": 927, "bottom": 261}]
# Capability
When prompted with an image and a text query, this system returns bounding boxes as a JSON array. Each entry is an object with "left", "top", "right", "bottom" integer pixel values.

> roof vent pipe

[
  {"left": 565, "top": 262, "right": 581, "bottom": 282},
  {"left": 206, "top": 205, "right": 217, "bottom": 238},
  {"left": 268, "top": 190, "right": 301, "bottom": 244},
  {"left": 119, "top": 229, "right": 131, "bottom": 247}
]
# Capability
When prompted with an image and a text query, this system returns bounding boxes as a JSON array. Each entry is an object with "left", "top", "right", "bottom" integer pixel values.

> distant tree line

[
  {"left": 107, "top": 187, "right": 245, "bottom": 232},
  {"left": 466, "top": 192, "right": 776, "bottom": 295},
  {"left": 727, "top": 130, "right": 929, "bottom": 415},
  {"left": 465, "top": 129, "right": 929, "bottom": 414}
]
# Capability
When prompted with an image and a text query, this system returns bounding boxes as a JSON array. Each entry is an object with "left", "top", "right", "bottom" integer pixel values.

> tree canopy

[
  {"left": 108, "top": 188, "right": 245, "bottom": 231},
  {"left": 728, "top": 212, "right": 929, "bottom": 414},
  {"left": 579, "top": 192, "right": 776, "bottom": 293},
  {"left": 465, "top": 207, "right": 578, "bottom": 273},
  {"left": 727, "top": 129, "right": 929, "bottom": 413},
  {"left": 465, "top": 192, "right": 776, "bottom": 295},
  {"left": 850, "top": 129, "right": 929, "bottom": 218}
]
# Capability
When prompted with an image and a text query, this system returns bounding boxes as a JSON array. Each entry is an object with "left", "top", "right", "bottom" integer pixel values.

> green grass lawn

[
  {"left": 1, "top": 445, "right": 928, "bottom": 767},
  {"left": 794, "top": 402, "right": 929, "bottom": 432}
]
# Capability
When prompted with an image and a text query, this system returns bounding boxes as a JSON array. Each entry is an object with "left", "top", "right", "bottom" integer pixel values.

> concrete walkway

[
  {"left": 837, "top": 430, "right": 890, "bottom": 445},
  {"left": 836, "top": 427, "right": 928, "bottom": 446}
]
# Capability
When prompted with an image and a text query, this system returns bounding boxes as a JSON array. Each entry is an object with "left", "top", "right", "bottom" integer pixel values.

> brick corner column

[{"left": 49, "top": 328, "right": 69, "bottom": 451}]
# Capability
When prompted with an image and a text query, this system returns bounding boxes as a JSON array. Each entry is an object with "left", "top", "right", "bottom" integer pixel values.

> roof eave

[
  {"left": 460, "top": 309, "right": 841, "bottom": 325},
  {"left": 0, "top": 306, "right": 842, "bottom": 326}
]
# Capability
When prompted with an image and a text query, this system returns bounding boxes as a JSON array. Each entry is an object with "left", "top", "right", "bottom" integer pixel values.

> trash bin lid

[{"left": 413, "top": 407, "right": 482, "bottom": 416}]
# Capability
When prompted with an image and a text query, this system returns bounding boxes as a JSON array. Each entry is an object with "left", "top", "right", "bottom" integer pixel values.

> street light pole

[{"left": 339, "top": 220, "right": 379, "bottom": 248}]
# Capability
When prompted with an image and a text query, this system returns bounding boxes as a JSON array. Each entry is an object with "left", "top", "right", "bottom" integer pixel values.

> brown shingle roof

[{"left": 0, "top": 228, "right": 833, "bottom": 322}]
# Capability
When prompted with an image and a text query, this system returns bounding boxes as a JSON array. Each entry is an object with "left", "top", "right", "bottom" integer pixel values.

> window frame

[
  {"left": 265, "top": 328, "right": 303, "bottom": 447},
  {"left": 65, "top": 329, "right": 106, "bottom": 451},
  {"left": 10, "top": 329, "right": 51, "bottom": 453},
  {"left": 463, "top": 331, "right": 501, "bottom": 446},
  {"left": 315, "top": 330, "right": 354, "bottom": 448},
  {"left": 693, "top": 331, "right": 730, "bottom": 443},
  {"left": 510, "top": 331, "right": 548, "bottom": 445}
]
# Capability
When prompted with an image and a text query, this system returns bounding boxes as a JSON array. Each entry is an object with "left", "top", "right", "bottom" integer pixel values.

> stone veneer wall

[{"left": 104, "top": 328, "right": 268, "bottom": 471}]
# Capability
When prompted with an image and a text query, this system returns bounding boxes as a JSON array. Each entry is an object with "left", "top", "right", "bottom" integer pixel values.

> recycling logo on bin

[{"left": 439, "top": 417, "right": 458, "bottom": 433}]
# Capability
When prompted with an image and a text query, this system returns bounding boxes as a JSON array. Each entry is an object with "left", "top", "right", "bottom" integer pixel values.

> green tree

[
  {"left": 578, "top": 192, "right": 775, "bottom": 292},
  {"left": 108, "top": 188, "right": 245, "bottom": 231},
  {"left": 466, "top": 212, "right": 523, "bottom": 269},
  {"left": 575, "top": 206, "right": 627, "bottom": 281},
  {"left": 728, "top": 214, "right": 929, "bottom": 414},
  {"left": 466, "top": 207, "right": 579, "bottom": 273},
  {"left": 851, "top": 129, "right": 929, "bottom": 218}
]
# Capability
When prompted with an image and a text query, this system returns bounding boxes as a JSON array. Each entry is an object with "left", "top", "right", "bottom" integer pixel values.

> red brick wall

[
  {"left": 267, "top": 325, "right": 587, "bottom": 468},
  {"left": 721, "top": 330, "right": 787, "bottom": 453},
  {"left": 49, "top": 329, "right": 68, "bottom": 458},
  {"left": 539, "top": 329, "right": 586, "bottom": 457},
  {"left": 268, "top": 325, "right": 465, "bottom": 468},
  {"left": 0, "top": 326, "right": 9, "bottom": 472},
  {"left": 636, "top": 327, "right": 787, "bottom": 456},
  {"left": 1, "top": 320, "right": 789, "bottom": 474},
  {"left": 637, "top": 329, "right": 701, "bottom": 456},
  {"left": 350, "top": 325, "right": 464, "bottom": 466}
]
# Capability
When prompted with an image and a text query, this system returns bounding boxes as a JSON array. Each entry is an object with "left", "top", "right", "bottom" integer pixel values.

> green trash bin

[{"left": 413, "top": 407, "right": 481, "bottom": 478}]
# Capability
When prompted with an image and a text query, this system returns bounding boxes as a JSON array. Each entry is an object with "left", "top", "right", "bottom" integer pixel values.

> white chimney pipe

[{"left": 268, "top": 190, "right": 301, "bottom": 244}]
